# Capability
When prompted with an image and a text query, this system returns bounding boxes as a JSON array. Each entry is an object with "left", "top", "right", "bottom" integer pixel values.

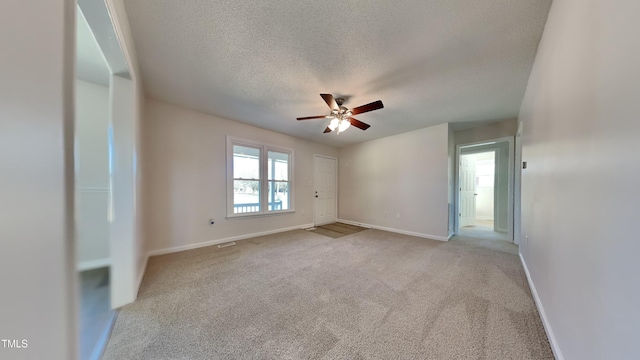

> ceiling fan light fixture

[
  {"left": 337, "top": 118, "right": 351, "bottom": 133},
  {"left": 328, "top": 118, "right": 340, "bottom": 131}
]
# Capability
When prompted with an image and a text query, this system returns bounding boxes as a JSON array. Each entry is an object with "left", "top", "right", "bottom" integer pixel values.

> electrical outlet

[
  {"left": 396, "top": 213, "right": 400, "bottom": 219},
  {"left": 384, "top": 212, "right": 388, "bottom": 218}
]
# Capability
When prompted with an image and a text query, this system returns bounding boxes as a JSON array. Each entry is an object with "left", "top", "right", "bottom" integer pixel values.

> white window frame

[{"left": 226, "top": 136, "right": 294, "bottom": 218}]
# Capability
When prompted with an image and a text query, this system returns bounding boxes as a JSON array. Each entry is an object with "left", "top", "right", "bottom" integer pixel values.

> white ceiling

[
  {"left": 76, "top": 8, "right": 110, "bottom": 87},
  {"left": 124, "top": 0, "right": 551, "bottom": 147}
]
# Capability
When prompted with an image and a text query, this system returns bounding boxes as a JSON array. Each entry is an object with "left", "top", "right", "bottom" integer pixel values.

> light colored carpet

[
  {"left": 103, "top": 229, "right": 552, "bottom": 360},
  {"left": 307, "top": 222, "right": 368, "bottom": 239}
]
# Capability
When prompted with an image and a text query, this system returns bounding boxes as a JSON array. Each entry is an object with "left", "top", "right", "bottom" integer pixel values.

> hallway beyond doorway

[
  {"left": 455, "top": 137, "right": 515, "bottom": 243},
  {"left": 460, "top": 220, "right": 510, "bottom": 241}
]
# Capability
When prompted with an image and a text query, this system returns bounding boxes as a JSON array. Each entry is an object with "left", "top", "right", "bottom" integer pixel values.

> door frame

[
  {"left": 313, "top": 154, "right": 338, "bottom": 226},
  {"left": 454, "top": 136, "right": 515, "bottom": 241}
]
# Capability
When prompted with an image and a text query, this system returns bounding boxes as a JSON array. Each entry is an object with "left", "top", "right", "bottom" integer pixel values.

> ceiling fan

[{"left": 297, "top": 94, "right": 384, "bottom": 134}]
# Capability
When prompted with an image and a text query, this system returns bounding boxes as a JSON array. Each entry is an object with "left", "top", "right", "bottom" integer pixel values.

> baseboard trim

[
  {"left": 136, "top": 253, "right": 149, "bottom": 297},
  {"left": 337, "top": 219, "right": 449, "bottom": 242},
  {"left": 88, "top": 310, "right": 117, "bottom": 360},
  {"left": 447, "top": 232, "right": 454, "bottom": 240},
  {"left": 147, "top": 223, "right": 315, "bottom": 257},
  {"left": 519, "top": 253, "right": 564, "bottom": 360},
  {"left": 77, "top": 258, "right": 110, "bottom": 271}
]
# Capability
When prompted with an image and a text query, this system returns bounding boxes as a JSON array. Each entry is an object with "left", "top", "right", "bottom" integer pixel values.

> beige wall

[
  {"left": 338, "top": 123, "right": 450, "bottom": 240},
  {"left": 519, "top": 0, "right": 640, "bottom": 359},
  {"left": 143, "top": 99, "right": 338, "bottom": 253},
  {"left": 0, "top": 0, "right": 77, "bottom": 359}
]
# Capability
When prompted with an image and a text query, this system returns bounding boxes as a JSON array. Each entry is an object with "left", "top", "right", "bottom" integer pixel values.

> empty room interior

[{"left": 2, "top": 0, "right": 639, "bottom": 360}]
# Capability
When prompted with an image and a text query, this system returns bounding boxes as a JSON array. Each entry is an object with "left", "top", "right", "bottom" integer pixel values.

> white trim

[
  {"left": 513, "top": 128, "right": 523, "bottom": 245},
  {"left": 337, "top": 219, "right": 449, "bottom": 242},
  {"left": 226, "top": 136, "right": 295, "bottom": 218},
  {"left": 87, "top": 311, "right": 117, "bottom": 360},
  {"left": 136, "top": 253, "right": 149, "bottom": 296},
  {"left": 226, "top": 209, "right": 295, "bottom": 220},
  {"left": 147, "top": 223, "right": 314, "bottom": 257},
  {"left": 519, "top": 253, "right": 564, "bottom": 360},
  {"left": 77, "top": 258, "right": 111, "bottom": 271}
]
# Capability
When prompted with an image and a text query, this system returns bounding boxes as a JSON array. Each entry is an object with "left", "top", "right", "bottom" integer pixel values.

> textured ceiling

[
  {"left": 76, "top": 8, "right": 110, "bottom": 86},
  {"left": 124, "top": 0, "right": 551, "bottom": 147}
]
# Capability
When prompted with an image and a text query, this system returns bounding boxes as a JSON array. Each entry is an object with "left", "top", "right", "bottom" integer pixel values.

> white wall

[
  {"left": 0, "top": 0, "right": 77, "bottom": 359},
  {"left": 75, "top": 80, "right": 110, "bottom": 268},
  {"left": 338, "top": 123, "right": 450, "bottom": 240},
  {"left": 454, "top": 118, "right": 517, "bottom": 145},
  {"left": 519, "top": 0, "right": 640, "bottom": 359},
  {"left": 104, "top": 0, "right": 146, "bottom": 308},
  {"left": 143, "top": 99, "right": 338, "bottom": 253}
]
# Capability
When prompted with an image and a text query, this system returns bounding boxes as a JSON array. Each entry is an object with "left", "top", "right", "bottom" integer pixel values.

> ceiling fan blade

[
  {"left": 349, "top": 117, "right": 370, "bottom": 130},
  {"left": 297, "top": 115, "right": 327, "bottom": 120},
  {"left": 323, "top": 127, "right": 332, "bottom": 133},
  {"left": 351, "top": 100, "right": 384, "bottom": 115},
  {"left": 320, "top": 94, "right": 339, "bottom": 110}
]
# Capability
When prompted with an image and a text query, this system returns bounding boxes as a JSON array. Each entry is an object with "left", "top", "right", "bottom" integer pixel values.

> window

[
  {"left": 227, "top": 137, "right": 293, "bottom": 217},
  {"left": 232, "top": 145, "right": 261, "bottom": 213}
]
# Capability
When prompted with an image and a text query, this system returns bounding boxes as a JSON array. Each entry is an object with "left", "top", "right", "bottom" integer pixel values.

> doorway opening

[
  {"left": 76, "top": 0, "right": 136, "bottom": 358},
  {"left": 75, "top": 5, "right": 115, "bottom": 360},
  {"left": 455, "top": 138, "right": 514, "bottom": 242},
  {"left": 459, "top": 150, "right": 508, "bottom": 241}
]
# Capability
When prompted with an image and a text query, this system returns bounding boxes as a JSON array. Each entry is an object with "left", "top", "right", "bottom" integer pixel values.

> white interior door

[
  {"left": 459, "top": 156, "right": 476, "bottom": 227},
  {"left": 314, "top": 155, "right": 337, "bottom": 225}
]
